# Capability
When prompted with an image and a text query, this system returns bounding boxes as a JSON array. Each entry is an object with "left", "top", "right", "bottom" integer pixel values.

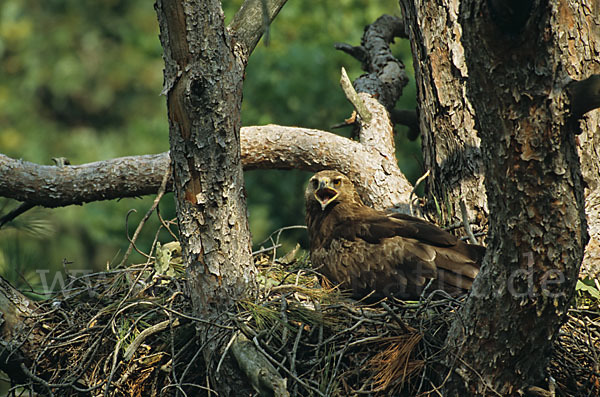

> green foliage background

[{"left": 0, "top": 0, "right": 420, "bottom": 292}]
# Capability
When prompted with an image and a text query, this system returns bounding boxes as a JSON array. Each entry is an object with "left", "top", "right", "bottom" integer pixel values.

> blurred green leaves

[{"left": 0, "top": 0, "right": 421, "bottom": 282}]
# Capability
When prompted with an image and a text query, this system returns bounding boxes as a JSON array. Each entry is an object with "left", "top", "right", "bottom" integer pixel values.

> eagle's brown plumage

[{"left": 305, "top": 170, "right": 485, "bottom": 300}]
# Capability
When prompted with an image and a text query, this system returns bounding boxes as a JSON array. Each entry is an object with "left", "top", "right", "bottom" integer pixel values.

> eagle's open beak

[{"left": 315, "top": 183, "right": 339, "bottom": 211}]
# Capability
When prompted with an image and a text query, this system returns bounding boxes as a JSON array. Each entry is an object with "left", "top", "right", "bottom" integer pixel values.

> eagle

[{"left": 305, "top": 170, "right": 485, "bottom": 300}]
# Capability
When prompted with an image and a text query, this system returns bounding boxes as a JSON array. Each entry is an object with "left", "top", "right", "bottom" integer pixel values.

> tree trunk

[
  {"left": 399, "top": 0, "right": 487, "bottom": 224},
  {"left": 566, "top": 2, "right": 600, "bottom": 279},
  {"left": 155, "top": 0, "right": 255, "bottom": 393},
  {"left": 400, "top": 0, "right": 600, "bottom": 267},
  {"left": 402, "top": 0, "right": 589, "bottom": 394},
  {"left": 155, "top": 0, "right": 255, "bottom": 317},
  {"left": 154, "top": 1, "right": 296, "bottom": 394}
]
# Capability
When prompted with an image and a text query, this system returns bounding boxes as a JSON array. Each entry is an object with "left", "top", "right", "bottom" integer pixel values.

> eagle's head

[{"left": 305, "top": 170, "right": 356, "bottom": 211}]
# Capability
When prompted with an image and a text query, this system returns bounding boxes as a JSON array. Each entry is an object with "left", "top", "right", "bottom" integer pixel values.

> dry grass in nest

[{"left": 7, "top": 240, "right": 600, "bottom": 396}]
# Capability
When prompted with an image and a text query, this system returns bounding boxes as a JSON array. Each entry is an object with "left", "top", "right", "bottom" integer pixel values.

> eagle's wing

[
  {"left": 322, "top": 209, "right": 482, "bottom": 298},
  {"left": 311, "top": 236, "right": 439, "bottom": 299},
  {"left": 332, "top": 209, "right": 458, "bottom": 247}
]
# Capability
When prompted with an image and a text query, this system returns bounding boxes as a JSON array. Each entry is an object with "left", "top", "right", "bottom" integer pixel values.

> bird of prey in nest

[{"left": 304, "top": 170, "right": 485, "bottom": 300}]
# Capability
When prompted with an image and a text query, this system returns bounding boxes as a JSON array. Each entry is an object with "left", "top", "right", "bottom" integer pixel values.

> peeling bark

[
  {"left": 154, "top": 1, "right": 261, "bottom": 394},
  {"left": 399, "top": 0, "right": 596, "bottom": 393},
  {"left": 401, "top": 0, "right": 600, "bottom": 277},
  {"left": 155, "top": 0, "right": 255, "bottom": 324},
  {"left": 552, "top": 0, "right": 600, "bottom": 279}
]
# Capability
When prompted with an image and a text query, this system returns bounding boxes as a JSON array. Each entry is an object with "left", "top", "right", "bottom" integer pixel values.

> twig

[
  {"left": 0, "top": 202, "right": 35, "bottom": 228},
  {"left": 289, "top": 322, "right": 303, "bottom": 376},
  {"left": 252, "top": 244, "right": 282, "bottom": 256},
  {"left": 118, "top": 164, "right": 171, "bottom": 267},
  {"left": 216, "top": 332, "right": 238, "bottom": 374},
  {"left": 156, "top": 208, "right": 178, "bottom": 240},
  {"left": 251, "top": 336, "right": 324, "bottom": 397},
  {"left": 231, "top": 333, "right": 290, "bottom": 396},
  {"left": 254, "top": 225, "right": 306, "bottom": 260},
  {"left": 124, "top": 318, "right": 180, "bottom": 361},
  {"left": 19, "top": 363, "right": 55, "bottom": 397},
  {"left": 459, "top": 199, "right": 478, "bottom": 244},
  {"left": 410, "top": 170, "right": 430, "bottom": 216},
  {"left": 380, "top": 301, "right": 412, "bottom": 333},
  {"left": 334, "top": 43, "right": 368, "bottom": 63},
  {"left": 326, "top": 337, "right": 351, "bottom": 396},
  {"left": 340, "top": 67, "right": 372, "bottom": 124},
  {"left": 177, "top": 337, "right": 208, "bottom": 394}
]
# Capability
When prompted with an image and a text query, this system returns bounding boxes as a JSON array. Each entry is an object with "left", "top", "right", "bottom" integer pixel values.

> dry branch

[
  {"left": 350, "top": 14, "right": 409, "bottom": 110},
  {"left": 0, "top": 124, "right": 413, "bottom": 211},
  {"left": 340, "top": 67, "right": 372, "bottom": 124},
  {"left": 230, "top": 333, "right": 289, "bottom": 396},
  {"left": 0, "top": 153, "right": 169, "bottom": 208}
]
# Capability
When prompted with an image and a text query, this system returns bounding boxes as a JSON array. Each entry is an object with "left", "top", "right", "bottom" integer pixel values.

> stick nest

[{"left": 8, "top": 242, "right": 600, "bottom": 396}]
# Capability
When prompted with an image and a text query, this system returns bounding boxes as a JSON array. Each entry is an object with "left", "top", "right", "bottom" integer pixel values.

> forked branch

[{"left": 228, "top": 0, "right": 289, "bottom": 59}]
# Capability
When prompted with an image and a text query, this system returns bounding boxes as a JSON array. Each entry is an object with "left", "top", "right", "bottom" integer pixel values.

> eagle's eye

[
  {"left": 311, "top": 179, "right": 319, "bottom": 189},
  {"left": 333, "top": 178, "right": 341, "bottom": 187}
]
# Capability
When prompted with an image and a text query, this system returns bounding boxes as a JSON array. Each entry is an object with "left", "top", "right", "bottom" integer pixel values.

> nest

[{"left": 6, "top": 241, "right": 600, "bottom": 396}]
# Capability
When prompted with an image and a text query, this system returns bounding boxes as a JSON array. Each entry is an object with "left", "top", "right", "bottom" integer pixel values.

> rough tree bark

[
  {"left": 400, "top": 0, "right": 487, "bottom": 223},
  {"left": 401, "top": 0, "right": 590, "bottom": 394},
  {"left": 155, "top": 0, "right": 254, "bottom": 319},
  {"left": 564, "top": 3, "right": 600, "bottom": 279},
  {"left": 153, "top": 0, "right": 287, "bottom": 393},
  {"left": 400, "top": 0, "right": 600, "bottom": 266}
]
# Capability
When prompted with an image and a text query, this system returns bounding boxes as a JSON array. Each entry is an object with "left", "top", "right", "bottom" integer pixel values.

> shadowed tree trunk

[
  {"left": 400, "top": 0, "right": 487, "bottom": 224},
  {"left": 401, "top": 0, "right": 592, "bottom": 394}
]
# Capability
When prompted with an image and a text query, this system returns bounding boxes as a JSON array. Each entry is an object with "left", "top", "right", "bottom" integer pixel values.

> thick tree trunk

[
  {"left": 564, "top": 2, "right": 600, "bottom": 279},
  {"left": 400, "top": 0, "right": 600, "bottom": 269},
  {"left": 400, "top": 0, "right": 589, "bottom": 394},
  {"left": 155, "top": 0, "right": 255, "bottom": 316},
  {"left": 153, "top": 1, "right": 297, "bottom": 394},
  {"left": 154, "top": 1, "right": 256, "bottom": 393},
  {"left": 399, "top": 0, "right": 487, "bottom": 224}
]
